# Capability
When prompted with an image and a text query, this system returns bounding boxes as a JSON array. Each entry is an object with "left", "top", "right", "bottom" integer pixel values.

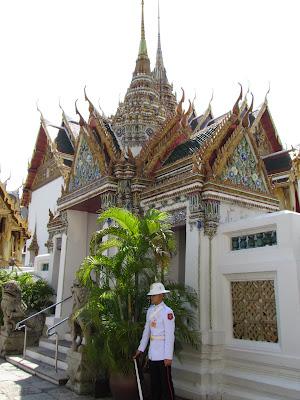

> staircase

[{"left": 6, "top": 334, "right": 71, "bottom": 385}]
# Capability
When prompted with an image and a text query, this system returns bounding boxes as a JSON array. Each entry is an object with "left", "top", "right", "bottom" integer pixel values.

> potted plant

[{"left": 77, "top": 207, "right": 199, "bottom": 400}]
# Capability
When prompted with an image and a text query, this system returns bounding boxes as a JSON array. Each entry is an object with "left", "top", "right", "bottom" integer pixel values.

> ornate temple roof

[
  {"left": 52, "top": 3, "right": 292, "bottom": 215},
  {"left": 163, "top": 121, "right": 221, "bottom": 165},
  {"left": 163, "top": 93, "right": 286, "bottom": 177},
  {"left": 0, "top": 181, "right": 29, "bottom": 237},
  {"left": 21, "top": 112, "right": 74, "bottom": 207}
]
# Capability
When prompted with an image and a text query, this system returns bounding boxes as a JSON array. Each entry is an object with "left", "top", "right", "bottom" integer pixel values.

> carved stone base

[
  {"left": 66, "top": 349, "right": 93, "bottom": 395},
  {"left": 173, "top": 332, "right": 225, "bottom": 400},
  {"left": 0, "top": 330, "right": 24, "bottom": 357}
]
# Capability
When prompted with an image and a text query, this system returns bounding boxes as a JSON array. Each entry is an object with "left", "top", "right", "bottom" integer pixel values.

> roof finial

[
  {"left": 98, "top": 99, "right": 105, "bottom": 117},
  {"left": 153, "top": 0, "right": 168, "bottom": 85},
  {"left": 134, "top": 0, "right": 150, "bottom": 74},
  {"left": 84, "top": 85, "right": 95, "bottom": 113},
  {"left": 158, "top": 0, "right": 161, "bottom": 43},
  {"left": 192, "top": 92, "right": 197, "bottom": 107},
  {"left": 59, "top": 98, "right": 66, "bottom": 117},
  {"left": 242, "top": 92, "right": 254, "bottom": 128},
  {"left": 36, "top": 100, "right": 44, "bottom": 122},
  {"left": 232, "top": 83, "right": 243, "bottom": 116},
  {"left": 265, "top": 81, "right": 271, "bottom": 104},
  {"left": 4, "top": 171, "right": 11, "bottom": 187},
  {"left": 75, "top": 99, "right": 85, "bottom": 126},
  {"left": 141, "top": 0, "right": 145, "bottom": 39},
  {"left": 156, "top": 0, "right": 162, "bottom": 65},
  {"left": 139, "top": 0, "right": 147, "bottom": 56},
  {"left": 209, "top": 90, "right": 214, "bottom": 108}
]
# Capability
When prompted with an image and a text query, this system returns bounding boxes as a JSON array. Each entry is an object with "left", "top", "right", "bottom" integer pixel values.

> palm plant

[{"left": 77, "top": 207, "right": 199, "bottom": 376}]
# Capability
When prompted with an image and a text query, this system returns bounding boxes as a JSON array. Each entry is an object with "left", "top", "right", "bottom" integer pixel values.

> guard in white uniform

[{"left": 134, "top": 282, "right": 175, "bottom": 400}]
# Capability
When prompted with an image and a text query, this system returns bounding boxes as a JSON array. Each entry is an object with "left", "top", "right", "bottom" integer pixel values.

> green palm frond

[
  {"left": 97, "top": 207, "right": 139, "bottom": 235},
  {"left": 93, "top": 238, "right": 122, "bottom": 254}
]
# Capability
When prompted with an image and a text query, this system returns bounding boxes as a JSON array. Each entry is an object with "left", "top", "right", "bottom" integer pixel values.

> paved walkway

[
  {"left": 0, "top": 359, "right": 185, "bottom": 400},
  {"left": 0, "top": 360, "right": 95, "bottom": 400}
]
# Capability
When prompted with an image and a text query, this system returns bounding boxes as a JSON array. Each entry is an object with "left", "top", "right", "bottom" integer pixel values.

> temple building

[
  {"left": 18, "top": 1, "right": 300, "bottom": 399},
  {"left": 21, "top": 109, "right": 79, "bottom": 275},
  {"left": 0, "top": 181, "right": 29, "bottom": 267}
]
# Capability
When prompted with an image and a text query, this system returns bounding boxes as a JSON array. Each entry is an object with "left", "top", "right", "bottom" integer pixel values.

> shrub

[{"left": 0, "top": 271, "right": 54, "bottom": 326}]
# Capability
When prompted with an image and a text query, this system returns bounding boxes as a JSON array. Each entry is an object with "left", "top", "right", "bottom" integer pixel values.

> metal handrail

[
  {"left": 16, "top": 295, "right": 72, "bottom": 330},
  {"left": 47, "top": 317, "right": 69, "bottom": 337},
  {"left": 47, "top": 316, "right": 70, "bottom": 372},
  {"left": 16, "top": 295, "right": 72, "bottom": 362}
]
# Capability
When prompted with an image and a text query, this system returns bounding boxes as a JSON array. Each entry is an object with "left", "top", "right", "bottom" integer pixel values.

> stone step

[
  {"left": 223, "top": 368, "right": 300, "bottom": 400},
  {"left": 39, "top": 338, "right": 72, "bottom": 354},
  {"left": 6, "top": 355, "right": 69, "bottom": 386},
  {"left": 64, "top": 332, "right": 72, "bottom": 342},
  {"left": 25, "top": 346, "right": 68, "bottom": 370}
]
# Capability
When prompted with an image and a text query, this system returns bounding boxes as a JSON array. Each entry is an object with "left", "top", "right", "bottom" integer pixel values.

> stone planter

[{"left": 109, "top": 373, "right": 138, "bottom": 400}]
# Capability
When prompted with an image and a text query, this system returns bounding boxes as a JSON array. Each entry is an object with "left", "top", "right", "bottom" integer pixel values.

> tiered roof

[{"left": 112, "top": 0, "right": 176, "bottom": 152}]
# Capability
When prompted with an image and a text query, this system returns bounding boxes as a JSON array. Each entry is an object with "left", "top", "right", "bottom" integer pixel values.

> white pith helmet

[{"left": 147, "top": 282, "right": 170, "bottom": 296}]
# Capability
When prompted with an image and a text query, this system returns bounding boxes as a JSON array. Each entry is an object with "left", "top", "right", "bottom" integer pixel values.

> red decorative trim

[{"left": 261, "top": 110, "right": 282, "bottom": 152}]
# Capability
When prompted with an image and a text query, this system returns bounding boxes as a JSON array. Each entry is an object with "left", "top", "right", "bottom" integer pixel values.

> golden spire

[
  {"left": 139, "top": 0, "right": 147, "bottom": 55},
  {"left": 134, "top": 0, "right": 150, "bottom": 75}
]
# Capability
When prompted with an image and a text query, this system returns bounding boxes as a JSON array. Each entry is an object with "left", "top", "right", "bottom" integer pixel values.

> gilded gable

[
  {"left": 32, "top": 145, "right": 61, "bottom": 190},
  {"left": 68, "top": 136, "right": 101, "bottom": 192},
  {"left": 220, "top": 136, "right": 267, "bottom": 193},
  {"left": 252, "top": 125, "right": 273, "bottom": 157}
]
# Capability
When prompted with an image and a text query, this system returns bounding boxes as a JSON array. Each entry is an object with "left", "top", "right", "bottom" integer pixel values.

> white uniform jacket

[{"left": 138, "top": 301, "right": 175, "bottom": 361}]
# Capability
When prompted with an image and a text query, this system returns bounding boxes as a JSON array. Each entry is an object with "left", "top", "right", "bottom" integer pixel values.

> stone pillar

[
  {"left": 55, "top": 233, "right": 68, "bottom": 319},
  {"left": 173, "top": 196, "right": 224, "bottom": 400},
  {"left": 59, "top": 210, "right": 89, "bottom": 321},
  {"left": 47, "top": 236, "right": 56, "bottom": 289},
  {"left": 2, "top": 216, "right": 12, "bottom": 262}
]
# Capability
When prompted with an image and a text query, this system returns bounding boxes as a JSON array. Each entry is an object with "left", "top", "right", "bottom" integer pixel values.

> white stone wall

[
  {"left": 217, "top": 211, "right": 300, "bottom": 400},
  {"left": 24, "top": 177, "right": 64, "bottom": 266},
  {"left": 173, "top": 207, "right": 300, "bottom": 400},
  {"left": 33, "top": 253, "right": 50, "bottom": 282}
]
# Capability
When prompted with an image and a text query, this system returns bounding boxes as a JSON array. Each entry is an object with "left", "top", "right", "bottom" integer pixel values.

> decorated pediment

[
  {"left": 220, "top": 135, "right": 267, "bottom": 193},
  {"left": 32, "top": 144, "right": 61, "bottom": 190},
  {"left": 252, "top": 124, "right": 273, "bottom": 157},
  {"left": 68, "top": 135, "right": 101, "bottom": 192}
]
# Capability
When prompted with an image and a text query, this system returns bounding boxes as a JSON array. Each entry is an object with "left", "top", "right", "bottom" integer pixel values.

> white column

[
  {"left": 47, "top": 243, "right": 55, "bottom": 286},
  {"left": 184, "top": 205, "right": 202, "bottom": 330},
  {"left": 55, "top": 233, "right": 68, "bottom": 318},
  {"left": 59, "top": 210, "right": 88, "bottom": 319},
  {"left": 184, "top": 221, "right": 199, "bottom": 291}
]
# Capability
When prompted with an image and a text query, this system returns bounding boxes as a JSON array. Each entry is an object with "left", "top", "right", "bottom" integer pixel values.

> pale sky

[{"left": 1, "top": 0, "right": 299, "bottom": 191}]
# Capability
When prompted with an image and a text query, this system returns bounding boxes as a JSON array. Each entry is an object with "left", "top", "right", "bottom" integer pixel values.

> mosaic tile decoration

[
  {"left": 231, "top": 231, "right": 277, "bottom": 250},
  {"left": 69, "top": 137, "right": 101, "bottom": 192},
  {"left": 231, "top": 280, "right": 278, "bottom": 343},
  {"left": 221, "top": 136, "right": 267, "bottom": 192}
]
